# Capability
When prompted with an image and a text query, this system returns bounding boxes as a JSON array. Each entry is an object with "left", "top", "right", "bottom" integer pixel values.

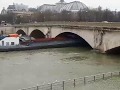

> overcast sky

[{"left": 0, "top": 0, "right": 120, "bottom": 11}]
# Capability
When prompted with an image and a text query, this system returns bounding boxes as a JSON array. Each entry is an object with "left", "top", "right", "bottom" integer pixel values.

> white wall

[{"left": 0, "top": 37, "right": 19, "bottom": 46}]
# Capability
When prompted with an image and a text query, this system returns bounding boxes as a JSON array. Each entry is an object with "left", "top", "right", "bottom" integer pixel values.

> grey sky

[{"left": 0, "top": 0, "right": 120, "bottom": 11}]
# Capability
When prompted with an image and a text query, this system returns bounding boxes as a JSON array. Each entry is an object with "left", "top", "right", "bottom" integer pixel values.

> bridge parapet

[
  {"left": 13, "top": 24, "right": 120, "bottom": 31},
  {"left": 1, "top": 22, "right": 120, "bottom": 31}
]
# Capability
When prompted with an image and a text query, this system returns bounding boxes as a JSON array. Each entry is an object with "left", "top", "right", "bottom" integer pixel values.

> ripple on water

[{"left": 62, "top": 56, "right": 88, "bottom": 62}]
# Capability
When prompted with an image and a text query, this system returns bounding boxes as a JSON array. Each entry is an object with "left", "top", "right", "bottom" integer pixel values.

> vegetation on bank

[{"left": 0, "top": 6, "right": 120, "bottom": 24}]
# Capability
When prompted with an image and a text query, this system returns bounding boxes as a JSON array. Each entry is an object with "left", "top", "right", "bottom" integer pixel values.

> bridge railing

[{"left": 19, "top": 71, "right": 120, "bottom": 90}]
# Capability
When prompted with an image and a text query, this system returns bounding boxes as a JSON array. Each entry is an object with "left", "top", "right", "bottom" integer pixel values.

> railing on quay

[{"left": 20, "top": 71, "right": 120, "bottom": 90}]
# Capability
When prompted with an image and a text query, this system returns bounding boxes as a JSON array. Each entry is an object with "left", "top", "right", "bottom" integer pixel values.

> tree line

[{"left": 0, "top": 6, "right": 120, "bottom": 24}]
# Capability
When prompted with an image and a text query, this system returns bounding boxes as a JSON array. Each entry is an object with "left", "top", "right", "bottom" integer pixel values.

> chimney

[{"left": 60, "top": 0, "right": 64, "bottom": 3}]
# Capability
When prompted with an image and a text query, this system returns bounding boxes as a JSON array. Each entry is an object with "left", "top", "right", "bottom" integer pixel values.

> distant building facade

[
  {"left": 1, "top": 7, "right": 7, "bottom": 15},
  {"left": 1, "top": 3, "right": 28, "bottom": 14},
  {"left": 1, "top": 3, "right": 33, "bottom": 16},
  {"left": 38, "top": 0, "right": 88, "bottom": 12},
  {"left": 7, "top": 3, "right": 28, "bottom": 13}
]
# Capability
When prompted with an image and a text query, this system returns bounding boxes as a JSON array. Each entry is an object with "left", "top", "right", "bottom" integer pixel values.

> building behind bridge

[
  {"left": 1, "top": 3, "right": 33, "bottom": 16},
  {"left": 1, "top": 0, "right": 88, "bottom": 15},
  {"left": 0, "top": 0, "right": 88, "bottom": 23},
  {"left": 37, "top": 0, "right": 88, "bottom": 13}
]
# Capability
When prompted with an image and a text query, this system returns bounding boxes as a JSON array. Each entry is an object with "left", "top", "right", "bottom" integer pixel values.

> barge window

[
  {"left": 6, "top": 42, "right": 9, "bottom": 46},
  {"left": 2, "top": 41, "right": 4, "bottom": 46},
  {"left": 11, "top": 42, "right": 14, "bottom": 45}
]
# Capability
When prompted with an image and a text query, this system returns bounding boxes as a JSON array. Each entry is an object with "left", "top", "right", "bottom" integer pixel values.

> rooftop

[{"left": 38, "top": 0, "right": 88, "bottom": 12}]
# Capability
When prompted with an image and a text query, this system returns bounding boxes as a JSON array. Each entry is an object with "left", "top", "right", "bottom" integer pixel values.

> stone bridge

[{"left": 0, "top": 22, "right": 120, "bottom": 54}]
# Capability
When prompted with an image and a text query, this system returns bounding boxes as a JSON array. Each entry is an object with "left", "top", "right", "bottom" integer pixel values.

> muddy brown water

[{"left": 0, "top": 47, "right": 120, "bottom": 90}]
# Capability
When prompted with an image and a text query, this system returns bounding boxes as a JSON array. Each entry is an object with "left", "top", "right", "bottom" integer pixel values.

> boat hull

[{"left": 0, "top": 40, "right": 81, "bottom": 52}]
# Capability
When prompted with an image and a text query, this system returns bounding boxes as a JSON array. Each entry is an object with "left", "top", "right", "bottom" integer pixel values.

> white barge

[{"left": 0, "top": 34, "right": 81, "bottom": 52}]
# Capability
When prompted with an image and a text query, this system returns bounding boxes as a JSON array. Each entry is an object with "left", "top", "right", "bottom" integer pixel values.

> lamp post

[
  {"left": 115, "top": 9, "right": 117, "bottom": 21},
  {"left": 85, "top": 11, "right": 88, "bottom": 22},
  {"left": 115, "top": 9, "right": 117, "bottom": 16}
]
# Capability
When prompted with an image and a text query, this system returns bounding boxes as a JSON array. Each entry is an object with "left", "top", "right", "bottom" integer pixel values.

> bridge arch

[
  {"left": 30, "top": 29, "right": 45, "bottom": 39},
  {"left": 103, "top": 41, "right": 120, "bottom": 54},
  {"left": 55, "top": 32, "right": 92, "bottom": 48},
  {"left": 105, "top": 46, "right": 120, "bottom": 54},
  {"left": 16, "top": 29, "right": 26, "bottom": 35}
]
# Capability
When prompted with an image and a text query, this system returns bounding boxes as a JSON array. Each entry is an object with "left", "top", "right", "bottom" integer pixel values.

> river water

[{"left": 0, "top": 47, "right": 120, "bottom": 90}]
